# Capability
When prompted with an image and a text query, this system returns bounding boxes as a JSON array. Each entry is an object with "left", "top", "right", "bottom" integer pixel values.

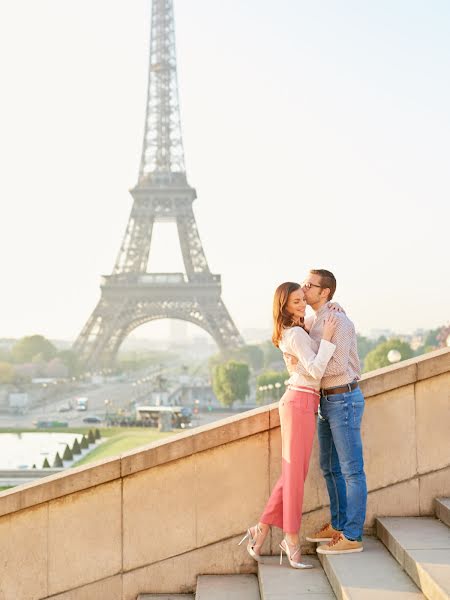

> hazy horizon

[{"left": 0, "top": 0, "right": 448, "bottom": 343}]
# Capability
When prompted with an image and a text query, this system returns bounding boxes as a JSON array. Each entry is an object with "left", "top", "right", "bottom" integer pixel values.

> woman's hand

[
  {"left": 322, "top": 314, "right": 338, "bottom": 342},
  {"left": 283, "top": 352, "right": 298, "bottom": 374},
  {"left": 328, "top": 302, "right": 346, "bottom": 314}
]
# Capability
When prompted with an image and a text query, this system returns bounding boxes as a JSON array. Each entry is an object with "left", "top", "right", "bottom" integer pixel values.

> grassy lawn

[
  {"left": 72, "top": 428, "right": 176, "bottom": 466},
  {"left": 0, "top": 426, "right": 176, "bottom": 471}
]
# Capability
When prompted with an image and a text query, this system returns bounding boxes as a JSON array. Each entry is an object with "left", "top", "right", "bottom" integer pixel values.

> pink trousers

[{"left": 259, "top": 387, "right": 319, "bottom": 534}]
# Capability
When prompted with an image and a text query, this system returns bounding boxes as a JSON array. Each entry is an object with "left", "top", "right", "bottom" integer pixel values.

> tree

[
  {"left": 232, "top": 345, "right": 264, "bottom": 371},
  {"left": 58, "top": 350, "right": 81, "bottom": 375},
  {"left": 11, "top": 335, "right": 57, "bottom": 363},
  {"left": 13, "top": 362, "right": 38, "bottom": 382},
  {"left": 45, "top": 358, "right": 69, "bottom": 378},
  {"left": 212, "top": 360, "right": 250, "bottom": 407},
  {"left": 423, "top": 328, "right": 440, "bottom": 349},
  {"left": 208, "top": 344, "right": 264, "bottom": 377},
  {"left": 436, "top": 325, "right": 450, "bottom": 348},
  {"left": 0, "top": 362, "right": 15, "bottom": 384},
  {"left": 356, "top": 335, "right": 377, "bottom": 363},
  {"left": 364, "top": 338, "right": 414, "bottom": 373},
  {"left": 260, "top": 340, "right": 284, "bottom": 369}
]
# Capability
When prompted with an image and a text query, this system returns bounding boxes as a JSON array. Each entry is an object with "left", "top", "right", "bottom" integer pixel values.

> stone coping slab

[
  {"left": 0, "top": 349, "right": 448, "bottom": 517},
  {"left": 0, "top": 455, "right": 121, "bottom": 518},
  {"left": 121, "top": 405, "right": 270, "bottom": 476}
]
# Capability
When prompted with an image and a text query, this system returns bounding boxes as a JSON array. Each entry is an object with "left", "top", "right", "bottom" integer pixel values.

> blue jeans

[{"left": 318, "top": 387, "right": 367, "bottom": 541}]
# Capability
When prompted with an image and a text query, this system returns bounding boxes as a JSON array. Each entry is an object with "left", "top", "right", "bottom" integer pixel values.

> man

[{"left": 284, "top": 269, "right": 367, "bottom": 554}]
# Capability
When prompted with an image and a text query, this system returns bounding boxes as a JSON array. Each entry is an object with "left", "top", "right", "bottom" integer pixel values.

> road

[
  {"left": 0, "top": 371, "right": 238, "bottom": 431},
  {"left": 0, "top": 379, "right": 137, "bottom": 429}
]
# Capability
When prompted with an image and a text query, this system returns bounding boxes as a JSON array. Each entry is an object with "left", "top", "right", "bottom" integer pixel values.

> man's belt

[{"left": 320, "top": 381, "right": 359, "bottom": 396}]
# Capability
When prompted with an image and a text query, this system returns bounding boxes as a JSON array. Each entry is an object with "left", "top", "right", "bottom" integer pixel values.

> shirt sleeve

[
  {"left": 287, "top": 328, "right": 336, "bottom": 380},
  {"left": 322, "top": 316, "right": 354, "bottom": 377}
]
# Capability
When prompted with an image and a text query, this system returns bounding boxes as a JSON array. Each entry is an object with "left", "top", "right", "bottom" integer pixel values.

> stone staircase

[{"left": 138, "top": 498, "right": 450, "bottom": 600}]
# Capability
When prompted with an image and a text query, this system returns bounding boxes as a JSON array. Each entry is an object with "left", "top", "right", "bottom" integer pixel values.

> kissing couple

[{"left": 240, "top": 269, "right": 367, "bottom": 568}]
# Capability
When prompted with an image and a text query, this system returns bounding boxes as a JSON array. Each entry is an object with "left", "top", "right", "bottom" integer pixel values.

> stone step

[
  {"left": 258, "top": 555, "right": 335, "bottom": 599},
  {"left": 196, "top": 574, "right": 260, "bottom": 600},
  {"left": 436, "top": 499, "right": 450, "bottom": 529},
  {"left": 377, "top": 517, "right": 450, "bottom": 600},
  {"left": 137, "top": 596, "right": 193, "bottom": 600},
  {"left": 318, "top": 536, "right": 425, "bottom": 599}
]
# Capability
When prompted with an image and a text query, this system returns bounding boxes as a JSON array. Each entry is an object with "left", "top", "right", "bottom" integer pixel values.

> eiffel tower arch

[{"left": 73, "top": 0, "right": 243, "bottom": 368}]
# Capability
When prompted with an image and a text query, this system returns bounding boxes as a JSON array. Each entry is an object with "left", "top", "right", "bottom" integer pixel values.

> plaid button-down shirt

[{"left": 296, "top": 303, "right": 361, "bottom": 389}]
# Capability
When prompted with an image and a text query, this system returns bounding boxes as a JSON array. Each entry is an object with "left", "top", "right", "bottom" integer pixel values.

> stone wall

[{"left": 0, "top": 348, "right": 449, "bottom": 600}]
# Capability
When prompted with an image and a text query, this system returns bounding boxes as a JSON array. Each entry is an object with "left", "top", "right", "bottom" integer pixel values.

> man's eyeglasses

[{"left": 302, "top": 282, "right": 322, "bottom": 290}]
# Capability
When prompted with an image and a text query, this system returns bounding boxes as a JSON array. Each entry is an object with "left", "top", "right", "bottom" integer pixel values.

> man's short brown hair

[{"left": 310, "top": 269, "right": 336, "bottom": 301}]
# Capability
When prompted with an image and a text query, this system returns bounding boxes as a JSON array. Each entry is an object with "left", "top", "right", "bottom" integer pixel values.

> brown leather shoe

[
  {"left": 305, "top": 522, "right": 341, "bottom": 543},
  {"left": 316, "top": 533, "right": 363, "bottom": 554}
]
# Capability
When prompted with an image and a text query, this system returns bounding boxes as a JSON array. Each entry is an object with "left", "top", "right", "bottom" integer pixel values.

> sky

[{"left": 0, "top": 0, "right": 448, "bottom": 344}]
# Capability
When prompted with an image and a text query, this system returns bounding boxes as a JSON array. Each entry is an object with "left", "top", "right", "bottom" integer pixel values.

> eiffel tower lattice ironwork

[{"left": 73, "top": 0, "right": 243, "bottom": 368}]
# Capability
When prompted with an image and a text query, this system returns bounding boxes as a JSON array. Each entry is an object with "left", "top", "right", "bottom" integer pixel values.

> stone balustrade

[{"left": 0, "top": 348, "right": 449, "bottom": 600}]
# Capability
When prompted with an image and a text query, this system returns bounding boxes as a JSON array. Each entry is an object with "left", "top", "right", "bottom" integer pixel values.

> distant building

[{"left": 367, "top": 329, "right": 394, "bottom": 341}]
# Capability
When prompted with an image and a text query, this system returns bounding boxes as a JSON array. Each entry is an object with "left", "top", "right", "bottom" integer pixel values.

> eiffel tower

[{"left": 73, "top": 0, "right": 243, "bottom": 368}]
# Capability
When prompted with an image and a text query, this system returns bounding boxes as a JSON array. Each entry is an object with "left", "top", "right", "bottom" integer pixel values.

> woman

[{"left": 239, "top": 282, "right": 337, "bottom": 569}]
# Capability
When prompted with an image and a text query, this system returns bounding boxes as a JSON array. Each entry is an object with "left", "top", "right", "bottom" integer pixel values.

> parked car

[
  {"left": 82, "top": 416, "right": 102, "bottom": 424},
  {"left": 33, "top": 420, "right": 69, "bottom": 428}
]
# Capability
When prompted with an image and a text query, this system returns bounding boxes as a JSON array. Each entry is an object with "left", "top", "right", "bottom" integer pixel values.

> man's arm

[{"left": 286, "top": 315, "right": 354, "bottom": 378}]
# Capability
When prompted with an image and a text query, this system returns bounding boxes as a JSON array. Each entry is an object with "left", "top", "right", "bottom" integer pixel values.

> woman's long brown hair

[{"left": 272, "top": 282, "right": 304, "bottom": 348}]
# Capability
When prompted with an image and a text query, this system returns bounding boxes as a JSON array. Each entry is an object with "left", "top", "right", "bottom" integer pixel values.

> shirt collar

[{"left": 314, "top": 302, "right": 330, "bottom": 319}]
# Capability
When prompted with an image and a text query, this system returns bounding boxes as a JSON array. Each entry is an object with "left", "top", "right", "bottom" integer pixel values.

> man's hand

[
  {"left": 328, "top": 301, "right": 346, "bottom": 314},
  {"left": 283, "top": 352, "right": 298, "bottom": 374}
]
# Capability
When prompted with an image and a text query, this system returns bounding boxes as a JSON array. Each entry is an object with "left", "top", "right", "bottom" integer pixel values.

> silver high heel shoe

[
  {"left": 238, "top": 524, "right": 265, "bottom": 562},
  {"left": 279, "top": 539, "right": 313, "bottom": 569}
]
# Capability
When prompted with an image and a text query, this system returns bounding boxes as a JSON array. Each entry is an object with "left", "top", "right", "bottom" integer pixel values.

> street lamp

[
  {"left": 387, "top": 349, "right": 401, "bottom": 364},
  {"left": 104, "top": 399, "right": 110, "bottom": 425}
]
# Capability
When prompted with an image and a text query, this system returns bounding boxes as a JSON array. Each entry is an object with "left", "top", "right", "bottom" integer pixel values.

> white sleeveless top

[{"left": 279, "top": 326, "right": 336, "bottom": 390}]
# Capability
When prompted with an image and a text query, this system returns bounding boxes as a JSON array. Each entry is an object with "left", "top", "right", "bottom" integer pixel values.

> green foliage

[
  {"left": 52, "top": 452, "right": 63, "bottom": 468},
  {"left": 212, "top": 360, "right": 250, "bottom": 407},
  {"left": 62, "top": 444, "right": 73, "bottom": 461},
  {"left": 0, "top": 362, "right": 15, "bottom": 384},
  {"left": 256, "top": 370, "right": 288, "bottom": 404},
  {"left": 259, "top": 340, "right": 283, "bottom": 368},
  {"left": 231, "top": 345, "right": 264, "bottom": 371},
  {"left": 95, "top": 428, "right": 101, "bottom": 440},
  {"left": 11, "top": 335, "right": 57, "bottom": 364},
  {"left": 72, "top": 438, "right": 81, "bottom": 455},
  {"left": 423, "top": 328, "right": 440, "bottom": 348},
  {"left": 436, "top": 325, "right": 450, "bottom": 347},
  {"left": 356, "top": 335, "right": 378, "bottom": 362},
  {"left": 57, "top": 350, "right": 81, "bottom": 375},
  {"left": 80, "top": 435, "right": 88, "bottom": 449},
  {"left": 208, "top": 344, "right": 264, "bottom": 375},
  {"left": 364, "top": 338, "right": 414, "bottom": 373},
  {"left": 42, "top": 457, "right": 50, "bottom": 468},
  {"left": 87, "top": 429, "right": 96, "bottom": 444}
]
